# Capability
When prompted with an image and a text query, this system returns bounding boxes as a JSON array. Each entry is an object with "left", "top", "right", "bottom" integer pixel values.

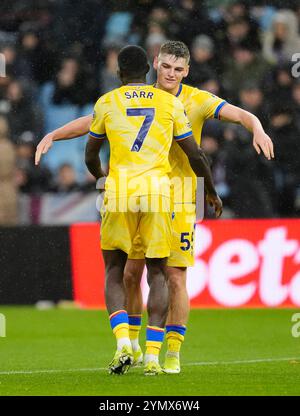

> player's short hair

[
  {"left": 159, "top": 41, "right": 190, "bottom": 64},
  {"left": 118, "top": 45, "right": 149, "bottom": 78}
]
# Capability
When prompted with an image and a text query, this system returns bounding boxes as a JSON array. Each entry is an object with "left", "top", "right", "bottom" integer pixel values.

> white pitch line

[
  {"left": 0, "top": 367, "right": 106, "bottom": 375},
  {"left": 0, "top": 357, "right": 299, "bottom": 376},
  {"left": 184, "top": 357, "right": 300, "bottom": 366}
]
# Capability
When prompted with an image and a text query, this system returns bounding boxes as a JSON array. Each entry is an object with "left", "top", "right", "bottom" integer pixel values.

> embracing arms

[
  {"left": 219, "top": 103, "right": 274, "bottom": 160},
  {"left": 177, "top": 136, "right": 223, "bottom": 218},
  {"left": 35, "top": 115, "right": 93, "bottom": 165}
]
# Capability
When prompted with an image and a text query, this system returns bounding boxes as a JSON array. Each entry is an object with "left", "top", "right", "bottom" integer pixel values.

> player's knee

[
  {"left": 168, "top": 270, "right": 186, "bottom": 293},
  {"left": 146, "top": 258, "right": 167, "bottom": 284},
  {"left": 123, "top": 268, "right": 140, "bottom": 289},
  {"left": 124, "top": 260, "right": 144, "bottom": 289}
]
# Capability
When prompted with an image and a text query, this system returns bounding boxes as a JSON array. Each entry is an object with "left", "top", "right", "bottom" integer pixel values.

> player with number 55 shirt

[
  {"left": 129, "top": 84, "right": 226, "bottom": 267},
  {"left": 89, "top": 83, "right": 193, "bottom": 258}
]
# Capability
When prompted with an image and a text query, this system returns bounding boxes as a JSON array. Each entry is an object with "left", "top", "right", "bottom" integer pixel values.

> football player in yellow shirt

[
  {"left": 35, "top": 41, "right": 274, "bottom": 374},
  {"left": 84, "top": 45, "right": 221, "bottom": 375}
]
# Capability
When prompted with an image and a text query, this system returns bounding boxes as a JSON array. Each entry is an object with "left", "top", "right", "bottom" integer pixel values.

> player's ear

[
  {"left": 153, "top": 56, "right": 158, "bottom": 70},
  {"left": 183, "top": 65, "right": 190, "bottom": 78}
]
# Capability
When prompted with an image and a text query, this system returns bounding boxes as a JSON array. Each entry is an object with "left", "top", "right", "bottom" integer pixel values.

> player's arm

[
  {"left": 177, "top": 136, "right": 222, "bottom": 218},
  {"left": 85, "top": 138, "right": 106, "bottom": 180},
  {"left": 35, "top": 115, "right": 93, "bottom": 165},
  {"left": 173, "top": 98, "right": 222, "bottom": 216},
  {"left": 85, "top": 102, "right": 107, "bottom": 180},
  {"left": 219, "top": 103, "right": 274, "bottom": 160}
]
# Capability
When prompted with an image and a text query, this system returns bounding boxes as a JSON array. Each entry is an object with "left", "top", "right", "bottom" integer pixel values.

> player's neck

[
  {"left": 155, "top": 81, "right": 180, "bottom": 96},
  {"left": 123, "top": 78, "right": 147, "bottom": 86}
]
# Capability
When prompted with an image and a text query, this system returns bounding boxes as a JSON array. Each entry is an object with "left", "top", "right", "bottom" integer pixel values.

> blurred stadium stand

[{"left": 0, "top": 0, "right": 300, "bottom": 224}]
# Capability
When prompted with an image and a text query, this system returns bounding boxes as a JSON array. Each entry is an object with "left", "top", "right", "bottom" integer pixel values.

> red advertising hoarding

[{"left": 70, "top": 219, "right": 300, "bottom": 308}]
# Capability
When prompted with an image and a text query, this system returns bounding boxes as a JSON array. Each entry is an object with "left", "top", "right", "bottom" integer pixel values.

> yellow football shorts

[
  {"left": 100, "top": 194, "right": 173, "bottom": 259},
  {"left": 129, "top": 202, "right": 196, "bottom": 267}
]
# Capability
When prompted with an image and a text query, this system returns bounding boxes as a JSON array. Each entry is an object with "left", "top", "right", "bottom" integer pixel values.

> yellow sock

[
  {"left": 145, "top": 326, "right": 164, "bottom": 360},
  {"left": 128, "top": 314, "right": 142, "bottom": 351},
  {"left": 129, "top": 325, "right": 141, "bottom": 339},
  {"left": 166, "top": 331, "right": 184, "bottom": 353},
  {"left": 109, "top": 310, "right": 130, "bottom": 350},
  {"left": 114, "top": 323, "right": 129, "bottom": 340},
  {"left": 145, "top": 342, "right": 162, "bottom": 356}
]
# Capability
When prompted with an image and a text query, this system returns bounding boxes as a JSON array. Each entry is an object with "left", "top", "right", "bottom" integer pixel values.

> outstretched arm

[
  {"left": 35, "top": 114, "right": 93, "bottom": 165},
  {"left": 219, "top": 104, "right": 274, "bottom": 160},
  {"left": 85, "top": 137, "right": 106, "bottom": 180},
  {"left": 177, "top": 136, "right": 222, "bottom": 218}
]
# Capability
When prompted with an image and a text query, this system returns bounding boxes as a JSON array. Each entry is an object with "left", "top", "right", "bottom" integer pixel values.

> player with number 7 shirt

[
  {"left": 86, "top": 46, "right": 221, "bottom": 375},
  {"left": 84, "top": 45, "right": 222, "bottom": 375}
]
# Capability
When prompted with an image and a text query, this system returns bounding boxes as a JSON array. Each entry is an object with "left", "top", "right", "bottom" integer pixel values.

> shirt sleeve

[
  {"left": 193, "top": 90, "right": 227, "bottom": 120},
  {"left": 173, "top": 98, "right": 193, "bottom": 142},
  {"left": 89, "top": 99, "right": 107, "bottom": 140}
]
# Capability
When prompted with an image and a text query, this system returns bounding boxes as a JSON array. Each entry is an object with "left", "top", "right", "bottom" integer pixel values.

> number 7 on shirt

[{"left": 127, "top": 108, "right": 155, "bottom": 152}]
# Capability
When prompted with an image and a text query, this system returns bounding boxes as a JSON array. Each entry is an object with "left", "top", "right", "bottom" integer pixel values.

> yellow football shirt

[
  {"left": 169, "top": 83, "right": 227, "bottom": 203},
  {"left": 89, "top": 84, "right": 192, "bottom": 197}
]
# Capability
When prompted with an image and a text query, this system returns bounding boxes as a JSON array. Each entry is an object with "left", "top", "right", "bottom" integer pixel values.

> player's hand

[
  {"left": 35, "top": 133, "right": 55, "bottom": 165},
  {"left": 206, "top": 192, "right": 223, "bottom": 218},
  {"left": 253, "top": 131, "right": 274, "bottom": 160}
]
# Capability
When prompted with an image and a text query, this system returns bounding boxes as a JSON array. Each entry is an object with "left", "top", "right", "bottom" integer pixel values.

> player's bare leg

[
  {"left": 102, "top": 249, "right": 133, "bottom": 374},
  {"left": 123, "top": 258, "right": 145, "bottom": 365},
  {"left": 163, "top": 266, "right": 189, "bottom": 374},
  {"left": 166, "top": 267, "right": 189, "bottom": 325},
  {"left": 103, "top": 249, "right": 128, "bottom": 313},
  {"left": 144, "top": 257, "right": 169, "bottom": 375},
  {"left": 146, "top": 258, "right": 169, "bottom": 327},
  {"left": 124, "top": 259, "right": 144, "bottom": 313}
]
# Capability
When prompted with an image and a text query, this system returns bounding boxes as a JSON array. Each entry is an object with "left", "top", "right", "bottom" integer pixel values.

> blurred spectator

[
  {"left": 129, "top": 0, "right": 159, "bottom": 45},
  {"left": 16, "top": 134, "right": 52, "bottom": 193},
  {"left": 148, "top": 6, "right": 171, "bottom": 35},
  {"left": 53, "top": 0, "right": 108, "bottom": 64},
  {"left": 2, "top": 79, "right": 42, "bottom": 143},
  {"left": 265, "top": 64, "right": 294, "bottom": 108},
  {"left": 0, "top": 115, "right": 17, "bottom": 225},
  {"left": 238, "top": 82, "right": 268, "bottom": 126},
  {"left": 198, "top": 78, "right": 224, "bottom": 97},
  {"left": 201, "top": 130, "right": 229, "bottom": 202},
  {"left": 262, "top": 9, "right": 300, "bottom": 65},
  {"left": 268, "top": 106, "right": 300, "bottom": 217},
  {"left": 0, "top": 45, "right": 23, "bottom": 79},
  {"left": 52, "top": 58, "right": 81, "bottom": 104},
  {"left": 100, "top": 46, "right": 121, "bottom": 94},
  {"left": 223, "top": 40, "right": 271, "bottom": 101},
  {"left": 17, "top": 28, "right": 58, "bottom": 85},
  {"left": 219, "top": 12, "right": 260, "bottom": 58},
  {"left": 146, "top": 32, "right": 167, "bottom": 84},
  {"left": 0, "top": 71, "right": 12, "bottom": 104},
  {"left": 172, "top": 0, "right": 213, "bottom": 46},
  {"left": 251, "top": 5, "right": 277, "bottom": 31},
  {"left": 52, "top": 58, "right": 96, "bottom": 106},
  {"left": 222, "top": 125, "right": 275, "bottom": 218},
  {"left": 51, "top": 164, "right": 80, "bottom": 193},
  {"left": 292, "top": 81, "right": 300, "bottom": 131},
  {"left": 221, "top": 2, "right": 253, "bottom": 25},
  {"left": 187, "top": 35, "right": 219, "bottom": 85}
]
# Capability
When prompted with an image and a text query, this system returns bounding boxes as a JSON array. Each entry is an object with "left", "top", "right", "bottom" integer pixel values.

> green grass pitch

[{"left": 0, "top": 307, "right": 300, "bottom": 396}]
